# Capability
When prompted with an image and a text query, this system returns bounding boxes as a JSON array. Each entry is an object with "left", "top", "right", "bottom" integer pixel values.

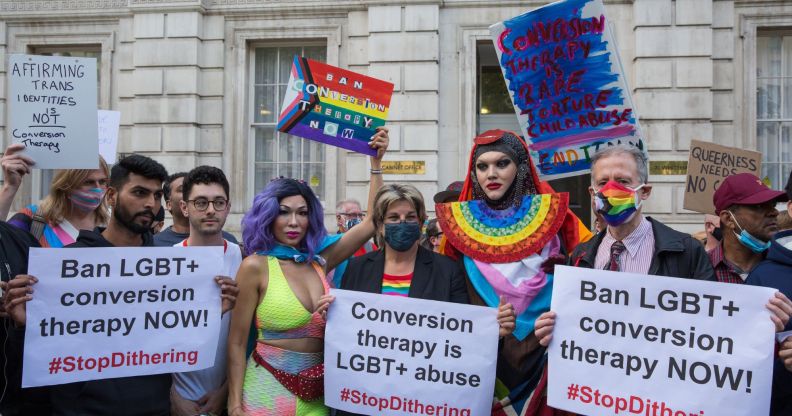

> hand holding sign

[
  {"left": 2, "top": 274, "right": 37, "bottom": 326},
  {"left": 780, "top": 339, "right": 792, "bottom": 372},
  {"left": 1, "top": 143, "right": 35, "bottom": 189}
]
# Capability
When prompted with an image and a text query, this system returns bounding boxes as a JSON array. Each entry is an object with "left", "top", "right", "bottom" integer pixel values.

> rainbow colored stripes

[
  {"left": 436, "top": 194, "right": 569, "bottom": 263},
  {"left": 597, "top": 183, "right": 638, "bottom": 225},
  {"left": 381, "top": 273, "right": 413, "bottom": 297}
]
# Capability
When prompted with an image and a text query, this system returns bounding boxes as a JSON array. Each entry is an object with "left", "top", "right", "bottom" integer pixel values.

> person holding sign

[
  {"left": 434, "top": 129, "right": 591, "bottom": 415},
  {"left": 227, "top": 129, "right": 389, "bottom": 416},
  {"left": 170, "top": 166, "right": 243, "bottom": 416},
  {"left": 4, "top": 155, "right": 239, "bottom": 415},
  {"left": 320, "top": 183, "right": 516, "bottom": 416},
  {"left": 0, "top": 143, "right": 110, "bottom": 247}
]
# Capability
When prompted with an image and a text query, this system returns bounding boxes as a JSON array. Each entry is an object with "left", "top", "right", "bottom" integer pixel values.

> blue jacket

[{"left": 747, "top": 229, "right": 792, "bottom": 416}]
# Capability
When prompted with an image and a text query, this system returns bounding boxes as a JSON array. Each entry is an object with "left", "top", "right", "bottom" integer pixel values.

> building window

[
  {"left": 757, "top": 33, "right": 792, "bottom": 189},
  {"left": 29, "top": 46, "right": 101, "bottom": 200},
  {"left": 251, "top": 45, "right": 326, "bottom": 199}
]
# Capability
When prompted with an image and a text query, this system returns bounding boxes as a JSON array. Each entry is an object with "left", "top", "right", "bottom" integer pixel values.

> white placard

[
  {"left": 548, "top": 266, "right": 776, "bottom": 416},
  {"left": 98, "top": 110, "right": 120, "bottom": 164},
  {"left": 8, "top": 54, "right": 99, "bottom": 169},
  {"left": 23, "top": 247, "right": 223, "bottom": 387},
  {"left": 325, "top": 289, "right": 498, "bottom": 416}
]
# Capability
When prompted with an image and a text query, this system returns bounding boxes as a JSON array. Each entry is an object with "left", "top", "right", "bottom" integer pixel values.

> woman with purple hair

[{"left": 227, "top": 129, "right": 389, "bottom": 416}]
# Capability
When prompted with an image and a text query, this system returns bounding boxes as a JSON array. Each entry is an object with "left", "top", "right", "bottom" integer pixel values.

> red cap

[{"left": 713, "top": 173, "right": 788, "bottom": 214}]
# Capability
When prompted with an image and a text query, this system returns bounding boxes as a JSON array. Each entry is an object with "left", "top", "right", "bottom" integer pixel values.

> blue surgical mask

[
  {"left": 729, "top": 212, "right": 771, "bottom": 253},
  {"left": 384, "top": 222, "right": 421, "bottom": 252}
]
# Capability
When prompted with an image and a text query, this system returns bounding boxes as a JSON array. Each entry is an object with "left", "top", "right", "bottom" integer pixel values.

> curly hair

[{"left": 182, "top": 166, "right": 229, "bottom": 201}]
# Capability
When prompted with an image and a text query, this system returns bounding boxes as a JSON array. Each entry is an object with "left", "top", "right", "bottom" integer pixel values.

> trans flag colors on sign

[
  {"left": 277, "top": 56, "right": 394, "bottom": 157},
  {"left": 490, "top": 0, "right": 646, "bottom": 179}
]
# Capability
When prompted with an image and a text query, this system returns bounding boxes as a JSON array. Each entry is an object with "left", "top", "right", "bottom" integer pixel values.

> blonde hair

[
  {"left": 371, "top": 184, "right": 427, "bottom": 242},
  {"left": 37, "top": 157, "right": 110, "bottom": 226}
]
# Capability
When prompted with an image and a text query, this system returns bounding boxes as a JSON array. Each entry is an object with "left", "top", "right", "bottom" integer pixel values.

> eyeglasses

[
  {"left": 187, "top": 198, "right": 228, "bottom": 211},
  {"left": 340, "top": 212, "right": 366, "bottom": 219}
]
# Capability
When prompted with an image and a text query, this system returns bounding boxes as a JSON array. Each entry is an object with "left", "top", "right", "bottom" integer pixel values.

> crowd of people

[{"left": 0, "top": 126, "right": 791, "bottom": 416}]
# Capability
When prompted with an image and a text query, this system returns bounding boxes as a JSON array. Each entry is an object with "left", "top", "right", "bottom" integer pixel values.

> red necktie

[{"left": 606, "top": 241, "right": 626, "bottom": 271}]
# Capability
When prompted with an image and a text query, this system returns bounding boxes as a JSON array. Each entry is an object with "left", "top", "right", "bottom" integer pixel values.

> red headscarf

[{"left": 451, "top": 129, "right": 592, "bottom": 255}]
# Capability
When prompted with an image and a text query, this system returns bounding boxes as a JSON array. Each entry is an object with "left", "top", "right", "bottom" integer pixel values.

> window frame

[
  {"left": 247, "top": 41, "right": 328, "bottom": 201},
  {"left": 755, "top": 32, "right": 792, "bottom": 189},
  {"left": 225, "top": 23, "right": 342, "bottom": 217}
]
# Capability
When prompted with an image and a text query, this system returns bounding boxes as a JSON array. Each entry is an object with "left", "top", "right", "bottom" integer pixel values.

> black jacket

[
  {"left": 569, "top": 217, "right": 716, "bottom": 281},
  {"left": 50, "top": 228, "right": 171, "bottom": 416},
  {"left": 746, "top": 230, "right": 792, "bottom": 416},
  {"left": 339, "top": 246, "right": 469, "bottom": 304},
  {"left": 0, "top": 222, "right": 52, "bottom": 416},
  {"left": 336, "top": 247, "right": 468, "bottom": 416}
]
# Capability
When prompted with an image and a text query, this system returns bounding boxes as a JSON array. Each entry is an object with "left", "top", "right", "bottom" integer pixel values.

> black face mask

[
  {"left": 384, "top": 222, "right": 421, "bottom": 252},
  {"left": 712, "top": 227, "right": 723, "bottom": 241}
]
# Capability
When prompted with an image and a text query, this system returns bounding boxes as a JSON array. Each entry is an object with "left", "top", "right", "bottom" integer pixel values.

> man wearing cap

[{"left": 710, "top": 173, "right": 788, "bottom": 283}]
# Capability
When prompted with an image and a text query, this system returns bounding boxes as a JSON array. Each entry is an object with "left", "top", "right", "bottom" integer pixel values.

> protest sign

[
  {"left": 8, "top": 54, "right": 99, "bottom": 169},
  {"left": 277, "top": 56, "right": 394, "bottom": 156},
  {"left": 98, "top": 110, "right": 121, "bottom": 164},
  {"left": 548, "top": 266, "right": 776, "bottom": 416},
  {"left": 489, "top": 0, "right": 645, "bottom": 180},
  {"left": 22, "top": 247, "right": 223, "bottom": 387},
  {"left": 325, "top": 289, "right": 498, "bottom": 416},
  {"left": 683, "top": 140, "right": 762, "bottom": 215}
]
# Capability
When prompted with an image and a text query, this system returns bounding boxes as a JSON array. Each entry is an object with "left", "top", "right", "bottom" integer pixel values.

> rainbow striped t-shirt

[{"left": 381, "top": 272, "right": 413, "bottom": 297}]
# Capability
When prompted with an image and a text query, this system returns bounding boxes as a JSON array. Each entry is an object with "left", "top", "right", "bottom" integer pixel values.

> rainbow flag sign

[
  {"left": 490, "top": 0, "right": 646, "bottom": 180},
  {"left": 277, "top": 56, "right": 394, "bottom": 156}
]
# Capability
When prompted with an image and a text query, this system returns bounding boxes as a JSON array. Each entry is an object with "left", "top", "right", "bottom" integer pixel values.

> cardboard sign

[
  {"left": 98, "top": 110, "right": 121, "bottom": 164},
  {"left": 8, "top": 54, "right": 99, "bottom": 169},
  {"left": 277, "top": 56, "right": 394, "bottom": 156},
  {"left": 325, "top": 289, "right": 498, "bottom": 416},
  {"left": 490, "top": 0, "right": 645, "bottom": 180},
  {"left": 547, "top": 266, "right": 775, "bottom": 416},
  {"left": 23, "top": 247, "right": 223, "bottom": 387},
  {"left": 683, "top": 140, "right": 762, "bottom": 215}
]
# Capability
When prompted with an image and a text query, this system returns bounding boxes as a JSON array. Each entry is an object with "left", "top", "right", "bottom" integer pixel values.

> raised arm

[
  {"left": 0, "top": 143, "right": 34, "bottom": 221},
  {"left": 226, "top": 256, "right": 266, "bottom": 416},
  {"left": 322, "top": 127, "right": 388, "bottom": 271}
]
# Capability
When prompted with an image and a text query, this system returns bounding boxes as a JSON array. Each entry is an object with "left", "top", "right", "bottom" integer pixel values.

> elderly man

[
  {"left": 569, "top": 145, "right": 714, "bottom": 278},
  {"left": 535, "top": 149, "right": 792, "bottom": 370}
]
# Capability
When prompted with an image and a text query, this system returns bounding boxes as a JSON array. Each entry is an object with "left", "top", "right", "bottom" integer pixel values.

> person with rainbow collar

[{"left": 435, "top": 129, "right": 591, "bottom": 415}]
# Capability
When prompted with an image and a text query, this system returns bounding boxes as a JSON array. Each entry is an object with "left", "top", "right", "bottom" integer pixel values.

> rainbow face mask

[{"left": 594, "top": 181, "right": 645, "bottom": 227}]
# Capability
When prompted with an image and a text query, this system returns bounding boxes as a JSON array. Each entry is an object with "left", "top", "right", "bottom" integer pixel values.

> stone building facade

[{"left": 0, "top": 0, "right": 789, "bottom": 234}]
